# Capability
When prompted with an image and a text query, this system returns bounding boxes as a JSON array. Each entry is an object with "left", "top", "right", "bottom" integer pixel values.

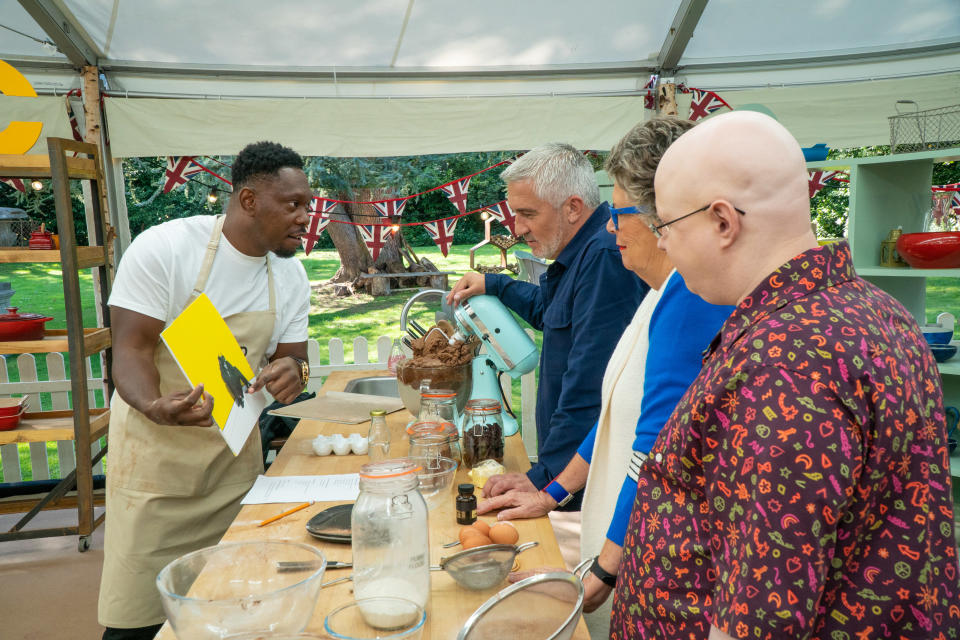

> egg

[
  {"left": 489, "top": 521, "right": 519, "bottom": 545},
  {"left": 462, "top": 534, "right": 493, "bottom": 549},
  {"left": 471, "top": 520, "right": 491, "bottom": 536},
  {"left": 459, "top": 526, "right": 485, "bottom": 545}
]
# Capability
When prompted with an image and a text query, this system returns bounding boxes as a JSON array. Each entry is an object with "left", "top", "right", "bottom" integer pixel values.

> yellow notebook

[{"left": 160, "top": 293, "right": 266, "bottom": 455}]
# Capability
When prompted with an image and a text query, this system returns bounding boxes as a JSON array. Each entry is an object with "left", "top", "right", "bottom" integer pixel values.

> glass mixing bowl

[
  {"left": 396, "top": 360, "right": 472, "bottom": 416},
  {"left": 156, "top": 540, "right": 326, "bottom": 640}
]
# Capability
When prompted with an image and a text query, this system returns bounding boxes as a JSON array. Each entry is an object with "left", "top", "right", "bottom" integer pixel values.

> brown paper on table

[{"left": 267, "top": 391, "right": 405, "bottom": 424}]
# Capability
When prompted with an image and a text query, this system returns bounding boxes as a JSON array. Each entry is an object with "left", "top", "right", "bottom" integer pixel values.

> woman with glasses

[{"left": 478, "top": 117, "right": 733, "bottom": 638}]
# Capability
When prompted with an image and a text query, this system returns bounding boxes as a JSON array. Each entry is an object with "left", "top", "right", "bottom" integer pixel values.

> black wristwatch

[{"left": 589, "top": 556, "right": 617, "bottom": 588}]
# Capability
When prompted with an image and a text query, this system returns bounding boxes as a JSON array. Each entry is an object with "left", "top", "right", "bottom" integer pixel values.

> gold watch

[{"left": 289, "top": 356, "right": 310, "bottom": 388}]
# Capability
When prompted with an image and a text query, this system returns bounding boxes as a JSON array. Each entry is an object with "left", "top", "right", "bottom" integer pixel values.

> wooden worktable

[{"left": 156, "top": 369, "right": 588, "bottom": 639}]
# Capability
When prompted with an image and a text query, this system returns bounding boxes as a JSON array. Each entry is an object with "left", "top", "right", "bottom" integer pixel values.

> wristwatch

[
  {"left": 589, "top": 556, "right": 618, "bottom": 588},
  {"left": 289, "top": 355, "right": 310, "bottom": 388},
  {"left": 542, "top": 479, "right": 574, "bottom": 507}
]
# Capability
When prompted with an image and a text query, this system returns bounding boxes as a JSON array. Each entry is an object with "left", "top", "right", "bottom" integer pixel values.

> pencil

[{"left": 258, "top": 501, "right": 312, "bottom": 527}]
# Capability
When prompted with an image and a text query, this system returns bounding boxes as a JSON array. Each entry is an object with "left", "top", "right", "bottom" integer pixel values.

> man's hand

[
  {"left": 144, "top": 384, "right": 214, "bottom": 426},
  {"left": 248, "top": 356, "right": 303, "bottom": 404},
  {"left": 445, "top": 272, "right": 485, "bottom": 306},
  {"left": 481, "top": 472, "right": 537, "bottom": 498},
  {"left": 478, "top": 488, "right": 556, "bottom": 520},
  {"left": 581, "top": 571, "right": 614, "bottom": 613}
]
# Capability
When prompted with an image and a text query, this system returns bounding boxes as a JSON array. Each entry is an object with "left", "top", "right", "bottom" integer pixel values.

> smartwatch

[
  {"left": 542, "top": 479, "right": 574, "bottom": 507},
  {"left": 589, "top": 556, "right": 618, "bottom": 587}
]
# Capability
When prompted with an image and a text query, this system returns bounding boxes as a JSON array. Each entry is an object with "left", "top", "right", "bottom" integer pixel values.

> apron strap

[
  {"left": 191, "top": 215, "right": 226, "bottom": 297},
  {"left": 191, "top": 213, "right": 277, "bottom": 314}
]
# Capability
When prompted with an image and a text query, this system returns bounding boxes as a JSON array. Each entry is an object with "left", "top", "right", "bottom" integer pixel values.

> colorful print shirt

[{"left": 610, "top": 241, "right": 960, "bottom": 640}]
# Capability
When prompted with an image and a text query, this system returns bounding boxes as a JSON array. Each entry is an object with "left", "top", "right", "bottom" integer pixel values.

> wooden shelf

[
  {"left": 0, "top": 154, "right": 98, "bottom": 180},
  {"left": 857, "top": 266, "right": 960, "bottom": 278},
  {"left": 0, "top": 408, "right": 109, "bottom": 445},
  {"left": 0, "top": 246, "right": 108, "bottom": 269},
  {"left": 0, "top": 328, "right": 111, "bottom": 356}
]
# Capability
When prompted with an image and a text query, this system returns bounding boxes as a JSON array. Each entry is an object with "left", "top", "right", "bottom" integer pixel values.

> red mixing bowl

[{"left": 896, "top": 232, "right": 960, "bottom": 269}]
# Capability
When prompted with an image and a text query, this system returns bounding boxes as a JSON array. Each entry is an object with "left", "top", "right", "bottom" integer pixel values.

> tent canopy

[{"left": 2, "top": 0, "right": 960, "bottom": 155}]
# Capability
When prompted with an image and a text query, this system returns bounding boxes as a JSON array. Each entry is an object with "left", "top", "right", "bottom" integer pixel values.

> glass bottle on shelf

[
  {"left": 367, "top": 410, "right": 391, "bottom": 462},
  {"left": 462, "top": 398, "right": 505, "bottom": 468},
  {"left": 352, "top": 459, "right": 430, "bottom": 609}
]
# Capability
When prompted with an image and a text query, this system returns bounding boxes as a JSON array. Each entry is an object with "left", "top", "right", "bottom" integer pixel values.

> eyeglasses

[
  {"left": 609, "top": 205, "right": 652, "bottom": 231},
  {"left": 651, "top": 203, "right": 746, "bottom": 238}
]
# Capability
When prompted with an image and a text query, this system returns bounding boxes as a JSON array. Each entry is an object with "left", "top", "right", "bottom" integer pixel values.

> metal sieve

[{"left": 439, "top": 541, "right": 538, "bottom": 590}]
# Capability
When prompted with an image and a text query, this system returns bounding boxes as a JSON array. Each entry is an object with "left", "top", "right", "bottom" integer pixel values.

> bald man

[{"left": 608, "top": 112, "right": 959, "bottom": 639}]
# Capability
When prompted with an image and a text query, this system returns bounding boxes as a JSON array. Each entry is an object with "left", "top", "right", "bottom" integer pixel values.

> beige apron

[{"left": 99, "top": 215, "right": 274, "bottom": 628}]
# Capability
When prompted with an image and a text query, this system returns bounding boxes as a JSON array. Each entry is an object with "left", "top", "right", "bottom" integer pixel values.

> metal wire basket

[{"left": 889, "top": 103, "right": 960, "bottom": 154}]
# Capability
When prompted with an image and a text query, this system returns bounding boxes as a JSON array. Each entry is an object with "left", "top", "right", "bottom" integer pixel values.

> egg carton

[{"left": 313, "top": 433, "right": 368, "bottom": 456}]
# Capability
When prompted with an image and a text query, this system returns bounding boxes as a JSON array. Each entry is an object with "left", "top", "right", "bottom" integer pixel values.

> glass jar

[
  {"left": 416, "top": 387, "right": 459, "bottom": 427},
  {"left": 352, "top": 459, "right": 430, "bottom": 609},
  {"left": 462, "top": 399, "right": 505, "bottom": 468},
  {"left": 407, "top": 420, "right": 462, "bottom": 465}
]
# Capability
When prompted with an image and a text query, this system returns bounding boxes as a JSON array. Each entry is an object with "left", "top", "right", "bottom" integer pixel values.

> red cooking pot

[{"left": 0, "top": 307, "right": 54, "bottom": 341}]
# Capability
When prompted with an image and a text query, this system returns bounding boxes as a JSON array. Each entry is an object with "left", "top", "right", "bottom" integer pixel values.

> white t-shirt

[{"left": 108, "top": 215, "right": 310, "bottom": 357}]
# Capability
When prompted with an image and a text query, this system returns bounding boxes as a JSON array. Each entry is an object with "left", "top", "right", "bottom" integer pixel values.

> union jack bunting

[
  {"left": 485, "top": 200, "right": 518, "bottom": 235},
  {"left": 65, "top": 97, "right": 83, "bottom": 142},
  {"left": 424, "top": 218, "right": 459, "bottom": 256},
  {"left": 311, "top": 196, "right": 339, "bottom": 215},
  {"left": 301, "top": 213, "right": 330, "bottom": 256},
  {"left": 808, "top": 170, "right": 840, "bottom": 199},
  {"left": 688, "top": 88, "right": 731, "bottom": 121},
  {"left": 0, "top": 178, "right": 25, "bottom": 193},
  {"left": 440, "top": 177, "right": 472, "bottom": 214},
  {"left": 358, "top": 224, "right": 389, "bottom": 262},
  {"left": 372, "top": 198, "right": 407, "bottom": 219},
  {"left": 163, "top": 157, "right": 205, "bottom": 193},
  {"left": 643, "top": 75, "right": 658, "bottom": 110}
]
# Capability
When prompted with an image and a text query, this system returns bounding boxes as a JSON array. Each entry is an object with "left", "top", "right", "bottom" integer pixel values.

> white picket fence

[{"left": 0, "top": 334, "right": 539, "bottom": 483}]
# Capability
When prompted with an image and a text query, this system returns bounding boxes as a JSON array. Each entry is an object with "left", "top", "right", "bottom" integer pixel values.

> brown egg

[
  {"left": 471, "top": 520, "right": 491, "bottom": 536},
  {"left": 489, "top": 521, "right": 519, "bottom": 545},
  {"left": 462, "top": 534, "right": 493, "bottom": 549},
  {"left": 459, "top": 526, "right": 484, "bottom": 545}
]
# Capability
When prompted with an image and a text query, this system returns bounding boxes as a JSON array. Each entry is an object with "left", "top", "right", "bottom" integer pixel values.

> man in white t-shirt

[{"left": 98, "top": 141, "right": 313, "bottom": 640}]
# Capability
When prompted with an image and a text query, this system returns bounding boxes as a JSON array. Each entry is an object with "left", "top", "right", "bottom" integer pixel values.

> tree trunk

[{"left": 327, "top": 203, "right": 371, "bottom": 293}]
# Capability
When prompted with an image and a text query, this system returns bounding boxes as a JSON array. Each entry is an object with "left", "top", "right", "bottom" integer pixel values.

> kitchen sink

[{"left": 342, "top": 376, "right": 399, "bottom": 398}]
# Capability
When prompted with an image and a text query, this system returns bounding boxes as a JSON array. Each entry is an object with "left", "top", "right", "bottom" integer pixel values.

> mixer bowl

[
  {"left": 157, "top": 541, "right": 326, "bottom": 640},
  {"left": 396, "top": 360, "right": 472, "bottom": 416}
]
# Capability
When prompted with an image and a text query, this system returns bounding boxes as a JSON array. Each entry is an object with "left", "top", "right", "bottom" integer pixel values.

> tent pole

[{"left": 80, "top": 66, "right": 107, "bottom": 328}]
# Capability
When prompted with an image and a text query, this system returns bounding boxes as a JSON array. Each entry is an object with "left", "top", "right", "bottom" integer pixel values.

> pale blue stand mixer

[{"left": 447, "top": 295, "right": 539, "bottom": 436}]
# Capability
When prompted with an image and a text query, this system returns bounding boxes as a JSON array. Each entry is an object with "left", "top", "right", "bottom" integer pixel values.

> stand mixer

[{"left": 447, "top": 295, "right": 538, "bottom": 436}]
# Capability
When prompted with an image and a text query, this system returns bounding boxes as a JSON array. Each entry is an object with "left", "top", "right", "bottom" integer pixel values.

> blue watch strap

[{"left": 543, "top": 480, "right": 573, "bottom": 507}]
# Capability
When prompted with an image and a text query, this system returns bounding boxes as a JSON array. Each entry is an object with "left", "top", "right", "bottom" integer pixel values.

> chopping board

[{"left": 267, "top": 391, "right": 405, "bottom": 424}]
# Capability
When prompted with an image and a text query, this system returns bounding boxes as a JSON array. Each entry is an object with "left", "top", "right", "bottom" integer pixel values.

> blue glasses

[{"left": 609, "top": 205, "right": 652, "bottom": 231}]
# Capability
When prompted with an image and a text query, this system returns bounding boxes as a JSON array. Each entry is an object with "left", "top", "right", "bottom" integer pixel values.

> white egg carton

[{"left": 313, "top": 433, "right": 368, "bottom": 456}]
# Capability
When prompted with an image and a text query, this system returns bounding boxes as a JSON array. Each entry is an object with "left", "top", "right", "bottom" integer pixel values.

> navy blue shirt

[{"left": 485, "top": 202, "right": 647, "bottom": 510}]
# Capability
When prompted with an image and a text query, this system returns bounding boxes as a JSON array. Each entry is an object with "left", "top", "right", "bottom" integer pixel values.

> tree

[{"left": 305, "top": 152, "right": 517, "bottom": 295}]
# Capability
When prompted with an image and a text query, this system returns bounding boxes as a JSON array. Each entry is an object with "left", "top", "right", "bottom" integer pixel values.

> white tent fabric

[
  {"left": 103, "top": 73, "right": 960, "bottom": 157},
  {"left": 0, "top": 95, "right": 74, "bottom": 154},
  {"left": 1, "top": 0, "right": 960, "bottom": 155}
]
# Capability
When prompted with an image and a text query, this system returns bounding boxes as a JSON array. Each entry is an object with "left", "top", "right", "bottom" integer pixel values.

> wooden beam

[{"left": 658, "top": 82, "right": 678, "bottom": 116}]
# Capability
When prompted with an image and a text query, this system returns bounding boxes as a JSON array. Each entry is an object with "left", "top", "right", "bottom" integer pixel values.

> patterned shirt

[{"left": 610, "top": 241, "right": 959, "bottom": 640}]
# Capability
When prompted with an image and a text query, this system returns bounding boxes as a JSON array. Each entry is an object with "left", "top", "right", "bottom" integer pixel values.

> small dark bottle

[{"left": 456, "top": 483, "right": 477, "bottom": 525}]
